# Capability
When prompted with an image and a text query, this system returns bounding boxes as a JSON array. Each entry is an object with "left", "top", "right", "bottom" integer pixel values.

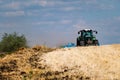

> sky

[{"left": 0, "top": 0, "right": 120, "bottom": 47}]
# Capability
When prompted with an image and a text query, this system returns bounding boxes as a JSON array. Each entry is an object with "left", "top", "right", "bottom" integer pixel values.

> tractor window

[
  {"left": 85, "top": 31, "right": 92, "bottom": 37},
  {"left": 82, "top": 32, "right": 86, "bottom": 37}
]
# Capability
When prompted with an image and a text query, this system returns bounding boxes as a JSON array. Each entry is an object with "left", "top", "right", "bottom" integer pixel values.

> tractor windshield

[
  {"left": 85, "top": 31, "right": 92, "bottom": 37},
  {"left": 83, "top": 31, "right": 93, "bottom": 37}
]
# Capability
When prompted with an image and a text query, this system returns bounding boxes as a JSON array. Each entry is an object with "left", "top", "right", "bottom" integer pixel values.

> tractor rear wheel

[
  {"left": 80, "top": 41, "right": 85, "bottom": 46},
  {"left": 77, "top": 38, "right": 85, "bottom": 46},
  {"left": 77, "top": 38, "right": 80, "bottom": 46},
  {"left": 94, "top": 40, "right": 99, "bottom": 46}
]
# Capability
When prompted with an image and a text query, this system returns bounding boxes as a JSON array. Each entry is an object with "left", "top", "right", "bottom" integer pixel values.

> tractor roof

[
  {"left": 83, "top": 29, "right": 91, "bottom": 31},
  {"left": 78, "top": 29, "right": 98, "bottom": 34}
]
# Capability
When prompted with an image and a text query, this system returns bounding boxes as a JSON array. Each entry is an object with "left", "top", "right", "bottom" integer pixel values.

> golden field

[{"left": 0, "top": 44, "right": 120, "bottom": 80}]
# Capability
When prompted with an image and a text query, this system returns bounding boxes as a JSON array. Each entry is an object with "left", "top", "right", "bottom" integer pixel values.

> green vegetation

[{"left": 0, "top": 32, "right": 28, "bottom": 52}]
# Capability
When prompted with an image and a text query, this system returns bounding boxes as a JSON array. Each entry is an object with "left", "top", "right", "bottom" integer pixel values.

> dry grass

[
  {"left": 0, "top": 45, "right": 55, "bottom": 80},
  {"left": 40, "top": 44, "right": 120, "bottom": 80},
  {"left": 0, "top": 44, "right": 120, "bottom": 80}
]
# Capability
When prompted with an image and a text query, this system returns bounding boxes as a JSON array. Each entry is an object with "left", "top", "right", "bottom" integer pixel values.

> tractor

[{"left": 77, "top": 29, "right": 99, "bottom": 46}]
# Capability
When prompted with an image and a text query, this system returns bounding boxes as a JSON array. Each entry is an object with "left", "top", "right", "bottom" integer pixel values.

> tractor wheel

[
  {"left": 80, "top": 41, "right": 85, "bottom": 46},
  {"left": 94, "top": 40, "right": 99, "bottom": 46},
  {"left": 77, "top": 38, "right": 80, "bottom": 46}
]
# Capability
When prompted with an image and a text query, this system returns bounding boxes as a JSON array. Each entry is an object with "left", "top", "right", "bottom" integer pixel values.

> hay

[
  {"left": 0, "top": 44, "right": 120, "bottom": 80},
  {"left": 40, "top": 45, "right": 120, "bottom": 80}
]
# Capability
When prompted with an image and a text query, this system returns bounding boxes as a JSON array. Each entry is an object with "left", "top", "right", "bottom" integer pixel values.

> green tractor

[{"left": 77, "top": 29, "right": 99, "bottom": 46}]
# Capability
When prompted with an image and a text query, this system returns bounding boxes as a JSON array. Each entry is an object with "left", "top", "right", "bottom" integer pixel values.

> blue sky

[{"left": 0, "top": 0, "right": 120, "bottom": 47}]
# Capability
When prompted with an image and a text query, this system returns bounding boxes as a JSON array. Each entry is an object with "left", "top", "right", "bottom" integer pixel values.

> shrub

[{"left": 0, "top": 32, "right": 28, "bottom": 52}]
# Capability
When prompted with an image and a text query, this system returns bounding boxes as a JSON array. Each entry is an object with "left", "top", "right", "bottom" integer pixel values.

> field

[{"left": 0, "top": 44, "right": 120, "bottom": 80}]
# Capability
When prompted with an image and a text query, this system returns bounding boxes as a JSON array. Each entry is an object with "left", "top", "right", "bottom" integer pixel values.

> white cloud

[
  {"left": 43, "top": 13, "right": 53, "bottom": 17},
  {"left": 80, "top": 0, "right": 114, "bottom": 10},
  {"left": 33, "top": 20, "right": 72, "bottom": 25},
  {"left": 99, "top": 4, "right": 114, "bottom": 10},
  {"left": 0, "top": 0, "right": 115, "bottom": 11},
  {"left": 27, "top": 10, "right": 40, "bottom": 16},
  {"left": 23, "top": 0, "right": 54, "bottom": 7},
  {"left": 0, "top": 0, "right": 48, "bottom": 10},
  {"left": 1, "top": 0, "right": 82, "bottom": 10},
  {"left": 33, "top": 21, "right": 55, "bottom": 25},
  {"left": 1, "top": 1, "right": 21, "bottom": 10},
  {"left": 84, "top": 0, "right": 97, "bottom": 4},
  {"left": 60, "top": 20, "right": 72, "bottom": 24},
  {"left": 62, "top": 6, "right": 81, "bottom": 11},
  {"left": 73, "top": 20, "right": 87, "bottom": 28},
  {"left": 4, "top": 11, "right": 25, "bottom": 17},
  {"left": 38, "top": 0, "right": 48, "bottom": 7},
  {"left": 23, "top": 0, "right": 47, "bottom": 7},
  {"left": 73, "top": 20, "right": 94, "bottom": 30},
  {"left": 0, "top": 23, "right": 17, "bottom": 28}
]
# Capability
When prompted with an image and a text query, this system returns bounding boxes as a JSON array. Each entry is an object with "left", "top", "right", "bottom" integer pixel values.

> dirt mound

[
  {"left": 0, "top": 46, "right": 54, "bottom": 80},
  {"left": 0, "top": 44, "right": 120, "bottom": 80}
]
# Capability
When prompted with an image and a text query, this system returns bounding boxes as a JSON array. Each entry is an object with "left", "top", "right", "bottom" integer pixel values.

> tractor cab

[{"left": 79, "top": 29, "right": 93, "bottom": 37}]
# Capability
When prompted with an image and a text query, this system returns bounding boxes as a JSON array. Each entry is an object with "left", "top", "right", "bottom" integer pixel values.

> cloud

[
  {"left": 60, "top": 20, "right": 72, "bottom": 24},
  {"left": 43, "top": 13, "right": 53, "bottom": 17},
  {"left": 34, "top": 21, "right": 55, "bottom": 25},
  {"left": 0, "top": 22, "right": 17, "bottom": 28},
  {"left": 78, "top": 0, "right": 114, "bottom": 10},
  {"left": 26, "top": 10, "right": 53, "bottom": 17},
  {"left": 0, "top": 0, "right": 82, "bottom": 11},
  {"left": 83, "top": 0, "right": 97, "bottom": 4},
  {"left": 22, "top": 0, "right": 48, "bottom": 7},
  {"left": 1, "top": 1, "right": 21, "bottom": 10},
  {"left": 73, "top": 20, "right": 92, "bottom": 29},
  {"left": 62, "top": 6, "right": 81, "bottom": 11},
  {"left": 99, "top": 4, "right": 114, "bottom": 10},
  {"left": 3, "top": 11, "right": 25, "bottom": 17},
  {"left": 0, "top": 0, "right": 48, "bottom": 10},
  {"left": 0, "top": 0, "right": 115, "bottom": 12},
  {"left": 33, "top": 20, "right": 72, "bottom": 25},
  {"left": 27, "top": 10, "right": 40, "bottom": 16},
  {"left": 38, "top": 0, "right": 48, "bottom": 7}
]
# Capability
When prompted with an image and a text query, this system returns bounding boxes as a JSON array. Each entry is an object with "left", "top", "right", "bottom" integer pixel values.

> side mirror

[
  {"left": 78, "top": 32, "right": 80, "bottom": 34},
  {"left": 93, "top": 31, "right": 98, "bottom": 34},
  {"left": 96, "top": 31, "right": 98, "bottom": 34}
]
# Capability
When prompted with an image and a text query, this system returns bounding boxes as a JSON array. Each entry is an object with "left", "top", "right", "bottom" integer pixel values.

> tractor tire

[
  {"left": 80, "top": 41, "right": 85, "bottom": 46},
  {"left": 77, "top": 38, "right": 80, "bottom": 46},
  {"left": 94, "top": 40, "right": 99, "bottom": 46}
]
